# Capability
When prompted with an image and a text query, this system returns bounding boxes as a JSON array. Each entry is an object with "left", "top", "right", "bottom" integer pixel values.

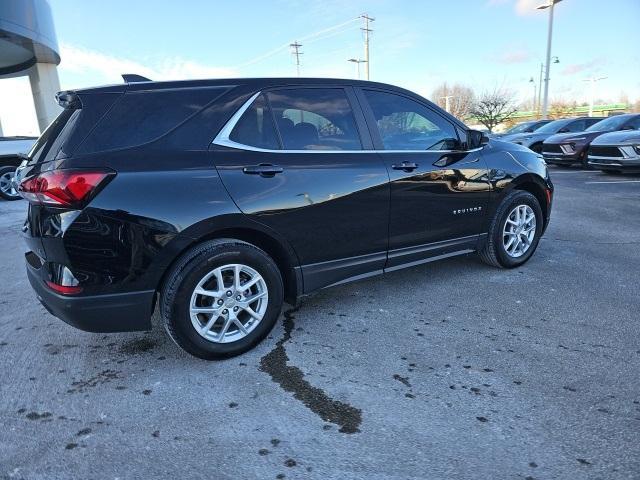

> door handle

[
  {"left": 242, "top": 164, "right": 284, "bottom": 177},
  {"left": 391, "top": 161, "right": 418, "bottom": 172}
]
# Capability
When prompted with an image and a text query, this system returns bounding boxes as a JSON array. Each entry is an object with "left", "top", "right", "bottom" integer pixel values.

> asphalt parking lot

[{"left": 1, "top": 167, "right": 639, "bottom": 480}]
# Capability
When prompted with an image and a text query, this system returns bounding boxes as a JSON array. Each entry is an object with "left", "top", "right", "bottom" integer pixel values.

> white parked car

[{"left": 0, "top": 136, "right": 37, "bottom": 200}]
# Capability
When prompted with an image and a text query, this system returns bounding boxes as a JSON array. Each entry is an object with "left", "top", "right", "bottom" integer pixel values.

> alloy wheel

[
  {"left": 189, "top": 263, "right": 268, "bottom": 343},
  {"left": 502, "top": 204, "right": 536, "bottom": 258},
  {"left": 0, "top": 171, "right": 19, "bottom": 198}
]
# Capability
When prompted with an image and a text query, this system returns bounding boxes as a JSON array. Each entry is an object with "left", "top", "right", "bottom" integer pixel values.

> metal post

[{"left": 539, "top": 1, "right": 561, "bottom": 119}]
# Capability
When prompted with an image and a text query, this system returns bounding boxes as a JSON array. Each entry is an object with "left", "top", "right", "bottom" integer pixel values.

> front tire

[
  {"left": 160, "top": 239, "right": 284, "bottom": 359},
  {"left": 478, "top": 190, "right": 544, "bottom": 268}
]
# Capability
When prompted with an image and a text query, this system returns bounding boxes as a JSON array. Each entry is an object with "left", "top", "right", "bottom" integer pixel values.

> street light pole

[
  {"left": 440, "top": 95, "right": 454, "bottom": 113},
  {"left": 348, "top": 58, "right": 366, "bottom": 79},
  {"left": 537, "top": 62, "right": 544, "bottom": 118},
  {"left": 537, "top": 0, "right": 562, "bottom": 119},
  {"left": 583, "top": 76, "right": 607, "bottom": 117},
  {"left": 529, "top": 77, "right": 536, "bottom": 114}
]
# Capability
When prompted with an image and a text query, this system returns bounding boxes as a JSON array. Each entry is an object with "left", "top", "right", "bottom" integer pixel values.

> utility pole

[
  {"left": 290, "top": 41, "right": 303, "bottom": 77},
  {"left": 537, "top": 0, "right": 562, "bottom": 119},
  {"left": 440, "top": 95, "right": 454, "bottom": 113},
  {"left": 583, "top": 76, "right": 607, "bottom": 117},
  {"left": 360, "top": 14, "right": 374, "bottom": 80}
]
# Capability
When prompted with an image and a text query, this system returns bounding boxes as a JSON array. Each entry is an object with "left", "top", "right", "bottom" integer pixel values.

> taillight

[
  {"left": 19, "top": 169, "right": 114, "bottom": 208},
  {"left": 46, "top": 281, "right": 82, "bottom": 295}
]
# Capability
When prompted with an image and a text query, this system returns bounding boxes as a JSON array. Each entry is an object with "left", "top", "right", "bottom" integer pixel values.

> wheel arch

[
  {"left": 509, "top": 174, "right": 551, "bottom": 229},
  {"left": 153, "top": 219, "right": 303, "bottom": 309}
]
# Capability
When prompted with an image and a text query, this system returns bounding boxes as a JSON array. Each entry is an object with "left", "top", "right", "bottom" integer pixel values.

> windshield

[
  {"left": 504, "top": 122, "right": 535, "bottom": 134},
  {"left": 535, "top": 119, "right": 570, "bottom": 134},
  {"left": 585, "top": 115, "right": 630, "bottom": 132}
]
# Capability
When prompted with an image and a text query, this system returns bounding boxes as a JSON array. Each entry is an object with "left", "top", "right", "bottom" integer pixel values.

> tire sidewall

[
  {"left": 493, "top": 191, "right": 543, "bottom": 268},
  {"left": 168, "top": 243, "right": 283, "bottom": 358}
]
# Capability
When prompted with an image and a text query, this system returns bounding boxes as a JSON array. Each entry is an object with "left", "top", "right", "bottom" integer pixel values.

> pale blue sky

[{"left": 2, "top": 0, "right": 639, "bottom": 135}]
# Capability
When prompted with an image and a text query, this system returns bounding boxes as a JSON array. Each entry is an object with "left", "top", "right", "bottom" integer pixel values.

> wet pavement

[{"left": 1, "top": 167, "right": 639, "bottom": 479}]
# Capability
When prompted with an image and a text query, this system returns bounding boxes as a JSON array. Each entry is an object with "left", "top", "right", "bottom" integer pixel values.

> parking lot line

[{"left": 585, "top": 180, "right": 640, "bottom": 184}]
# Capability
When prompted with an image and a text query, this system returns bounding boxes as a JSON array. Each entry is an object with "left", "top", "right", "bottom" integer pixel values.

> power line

[{"left": 233, "top": 18, "right": 359, "bottom": 70}]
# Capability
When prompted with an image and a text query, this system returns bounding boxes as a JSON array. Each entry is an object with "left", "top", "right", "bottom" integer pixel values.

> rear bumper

[{"left": 26, "top": 260, "right": 154, "bottom": 333}]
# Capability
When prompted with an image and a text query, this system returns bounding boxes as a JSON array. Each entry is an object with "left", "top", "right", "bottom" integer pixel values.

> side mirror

[
  {"left": 468, "top": 130, "right": 490, "bottom": 149},
  {"left": 558, "top": 127, "right": 570, "bottom": 133},
  {"left": 621, "top": 125, "right": 635, "bottom": 131}
]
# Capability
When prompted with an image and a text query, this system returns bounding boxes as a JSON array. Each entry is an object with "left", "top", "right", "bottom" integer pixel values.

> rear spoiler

[
  {"left": 55, "top": 74, "right": 151, "bottom": 107},
  {"left": 122, "top": 74, "right": 151, "bottom": 83}
]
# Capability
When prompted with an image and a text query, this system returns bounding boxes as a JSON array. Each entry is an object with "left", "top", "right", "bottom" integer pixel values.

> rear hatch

[{"left": 18, "top": 88, "right": 123, "bottom": 269}]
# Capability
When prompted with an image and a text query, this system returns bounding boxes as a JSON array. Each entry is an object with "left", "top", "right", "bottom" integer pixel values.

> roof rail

[{"left": 122, "top": 74, "right": 151, "bottom": 83}]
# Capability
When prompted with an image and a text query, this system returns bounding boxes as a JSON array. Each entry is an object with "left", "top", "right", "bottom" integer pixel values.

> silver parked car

[
  {"left": 0, "top": 136, "right": 37, "bottom": 200},
  {"left": 587, "top": 130, "right": 640, "bottom": 174}
]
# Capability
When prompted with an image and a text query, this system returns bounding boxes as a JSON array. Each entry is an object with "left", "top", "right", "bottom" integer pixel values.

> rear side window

[
  {"left": 79, "top": 87, "right": 227, "bottom": 153},
  {"left": 229, "top": 94, "right": 280, "bottom": 149},
  {"left": 266, "top": 88, "right": 362, "bottom": 150},
  {"left": 363, "top": 89, "right": 458, "bottom": 151}
]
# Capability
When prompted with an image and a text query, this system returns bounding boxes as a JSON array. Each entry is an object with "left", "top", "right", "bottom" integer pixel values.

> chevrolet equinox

[{"left": 17, "top": 77, "right": 553, "bottom": 359}]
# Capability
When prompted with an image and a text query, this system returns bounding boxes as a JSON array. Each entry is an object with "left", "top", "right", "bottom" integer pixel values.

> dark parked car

[
  {"left": 587, "top": 130, "right": 640, "bottom": 173},
  {"left": 0, "top": 136, "right": 37, "bottom": 200},
  {"left": 507, "top": 117, "right": 603, "bottom": 153},
  {"left": 542, "top": 113, "right": 640, "bottom": 167},
  {"left": 17, "top": 77, "right": 553, "bottom": 359},
  {"left": 491, "top": 119, "right": 552, "bottom": 141}
]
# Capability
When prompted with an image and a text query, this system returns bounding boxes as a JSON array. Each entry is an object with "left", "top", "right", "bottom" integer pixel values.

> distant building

[{"left": 0, "top": 0, "right": 61, "bottom": 135}]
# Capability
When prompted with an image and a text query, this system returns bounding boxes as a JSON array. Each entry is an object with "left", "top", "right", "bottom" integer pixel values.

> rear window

[
  {"left": 229, "top": 94, "right": 280, "bottom": 149},
  {"left": 27, "top": 108, "right": 78, "bottom": 164},
  {"left": 78, "top": 87, "right": 228, "bottom": 153}
]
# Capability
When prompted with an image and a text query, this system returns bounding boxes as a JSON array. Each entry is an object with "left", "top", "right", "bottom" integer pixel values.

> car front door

[
  {"left": 211, "top": 86, "right": 390, "bottom": 291},
  {"left": 356, "top": 88, "right": 490, "bottom": 270}
]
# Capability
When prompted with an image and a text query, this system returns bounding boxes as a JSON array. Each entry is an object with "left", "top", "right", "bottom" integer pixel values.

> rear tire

[
  {"left": 580, "top": 152, "right": 591, "bottom": 169},
  {"left": 478, "top": 190, "right": 544, "bottom": 268},
  {"left": 0, "top": 166, "right": 21, "bottom": 201},
  {"left": 160, "top": 239, "right": 284, "bottom": 359}
]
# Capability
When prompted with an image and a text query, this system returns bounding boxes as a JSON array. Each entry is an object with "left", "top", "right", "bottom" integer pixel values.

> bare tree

[
  {"left": 548, "top": 100, "right": 578, "bottom": 119},
  {"left": 431, "top": 83, "right": 475, "bottom": 120},
  {"left": 469, "top": 89, "right": 517, "bottom": 132}
]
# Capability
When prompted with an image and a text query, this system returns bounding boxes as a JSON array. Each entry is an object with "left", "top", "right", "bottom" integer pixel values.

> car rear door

[
  {"left": 211, "top": 85, "right": 390, "bottom": 292},
  {"left": 356, "top": 87, "right": 490, "bottom": 270}
]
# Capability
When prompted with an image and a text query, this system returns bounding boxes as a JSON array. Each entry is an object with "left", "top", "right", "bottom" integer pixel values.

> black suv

[{"left": 17, "top": 77, "right": 553, "bottom": 359}]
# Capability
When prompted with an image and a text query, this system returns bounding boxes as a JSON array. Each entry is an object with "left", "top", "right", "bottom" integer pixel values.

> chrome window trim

[{"left": 211, "top": 90, "right": 484, "bottom": 155}]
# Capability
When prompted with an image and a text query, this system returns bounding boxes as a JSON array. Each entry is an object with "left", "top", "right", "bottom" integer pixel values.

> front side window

[
  {"left": 566, "top": 119, "right": 586, "bottom": 132},
  {"left": 266, "top": 88, "right": 362, "bottom": 150},
  {"left": 229, "top": 94, "right": 280, "bottom": 149},
  {"left": 363, "top": 90, "right": 459, "bottom": 150}
]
